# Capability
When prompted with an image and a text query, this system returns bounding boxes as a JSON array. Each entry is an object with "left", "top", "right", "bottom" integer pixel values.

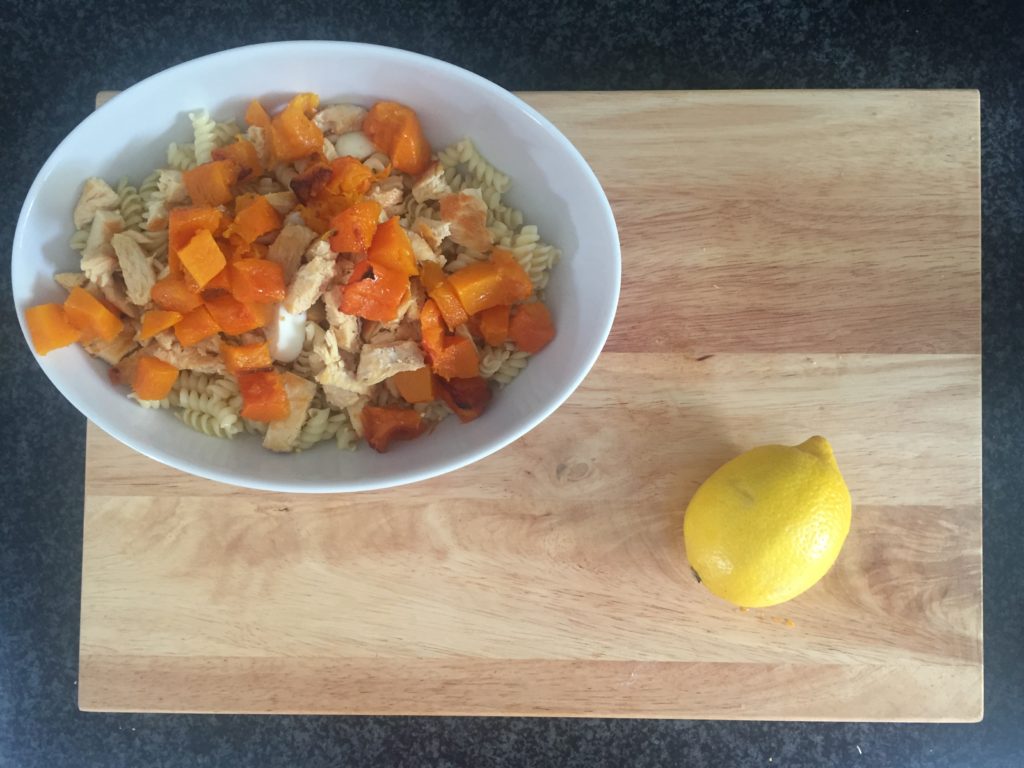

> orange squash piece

[
  {"left": 168, "top": 206, "right": 223, "bottom": 271},
  {"left": 392, "top": 366, "right": 437, "bottom": 404},
  {"left": 230, "top": 259, "right": 286, "bottom": 304},
  {"left": 212, "top": 138, "right": 264, "bottom": 180},
  {"left": 329, "top": 200, "right": 381, "bottom": 253},
  {"left": 509, "top": 301, "right": 556, "bottom": 353},
  {"left": 360, "top": 406, "right": 427, "bottom": 453},
  {"left": 437, "top": 376, "right": 492, "bottom": 423},
  {"left": 491, "top": 249, "right": 533, "bottom": 304},
  {"left": 151, "top": 274, "right": 203, "bottom": 313},
  {"left": 178, "top": 229, "right": 227, "bottom": 290},
  {"left": 289, "top": 162, "right": 334, "bottom": 203},
  {"left": 325, "top": 156, "right": 375, "bottom": 202},
  {"left": 295, "top": 203, "right": 331, "bottom": 234},
  {"left": 201, "top": 267, "right": 232, "bottom": 297},
  {"left": 139, "top": 309, "right": 184, "bottom": 341},
  {"left": 478, "top": 304, "right": 510, "bottom": 347},
  {"left": 226, "top": 195, "right": 281, "bottom": 243},
  {"left": 204, "top": 293, "right": 266, "bottom": 335},
  {"left": 427, "top": 281, "right": 469, "bottom": 331},
  {"left": 221, "top": 341, "right": 273, "bottom": 375},
  {"left": 64, "top": 286, "right": 122, "bottom": 342},
  {"left": 183, "top": 160, "right": 240, "bottom": 207},
  {"left": 419, "top": 299, "right": 446, "bottom": 363},
  {"left": 233, "top": 193, "right": 261, "bottom": 213},
  {"left": 174, "top": 305, "right": 221, "bottom": 347},
  {"left": 132, "top": 356, "right": 179, "bottom": 401},
  {"left": 271, "top": 92, "right": 323, "bottom": 163},
  {"left": 340, "top": 260, "right": 409, "bottom": 322},
  {"left": 419, "top": 261, "right": 445, "bottom": 292},
  {"left": 245, "top": 99, "right": 272, "bottom": 131},
  {"left": 363, "top": 101, "right": 431, "bottom": 175},
  {"left": 368, "top": 217, "right": 417, "bottom": 276},
  {"left": 446, "top": 261, "right": 507, "bottom": 316},
  {"left": 238, "top": 370, "right": 290, "bottom": 422},
  {"left": 431, "top": 335, "right": 479, "bottom": 381},
  {"left": 25, "top": 303, "right": 81, "bottom": 355}
]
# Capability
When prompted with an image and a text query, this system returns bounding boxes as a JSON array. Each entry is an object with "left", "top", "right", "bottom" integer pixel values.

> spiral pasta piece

[
  {"left": 190, "top": 110, "right": 218, "bottom": 164},
  {"left": 492, "top": 349, "right": 530, "bottom": 387},
  {"left": 213, "top": 121, "right": 240, "bottom": 148},
  {"left": 294, "top": 407, "right": 333, "bottom": 452},
  {"left": 116, "top": 178, "right": 145, "bottom": 231},
  {"left": 166, "top": 142, "right": 197, "bottom": 171},
  {"left": 177, "top": 408, "right": 242, "bottom": 439}
]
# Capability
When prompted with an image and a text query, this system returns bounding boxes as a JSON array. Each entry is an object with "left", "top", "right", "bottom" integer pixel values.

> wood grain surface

[{"left": 79, "top": 90, "right": 982, "bottom": 720}]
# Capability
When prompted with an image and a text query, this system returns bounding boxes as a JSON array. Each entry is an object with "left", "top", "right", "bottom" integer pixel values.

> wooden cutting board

[{"left": 79, "top": 90, "right": 982, "bottom": 720}]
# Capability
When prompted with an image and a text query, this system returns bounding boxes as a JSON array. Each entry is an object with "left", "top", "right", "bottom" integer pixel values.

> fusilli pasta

[
  {"left": 213, "top": 120, "right": 240, "bottom": 148},
  {"left": 129, "top": 394, "right": 170, "bottom": 409},
  {"left": 492, "top": 348, "right": 530, "bottom": 386},
  {"left": 139, "top": 170, "right": 161, "bottom": 202},
  {"left": 177, "top": 408, "right": 243, "bottom": 439},
  {"left": 190, "top": 110, "right": 218, "bottom": 165},
  {"left": 116, "top": 178, "right": 145, "bottom": 231},
  {"left": 294, "top": 407, "right": 333, "bottom": 451},
  {"left": 166, "top": 141, "right": 197, "bottom": 171},
  {"left": 329, "top": 411, "right": 358, "bottom": 451}
]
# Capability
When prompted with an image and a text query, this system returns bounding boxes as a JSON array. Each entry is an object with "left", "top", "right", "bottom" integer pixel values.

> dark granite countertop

[{"left": 2, "top": 1, "right": 1022, "bottom": 766}]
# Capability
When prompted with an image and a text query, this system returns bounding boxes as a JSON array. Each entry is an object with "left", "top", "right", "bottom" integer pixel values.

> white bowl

[{"left": 12, "top": 41, "right": 620, "bottom": 493}]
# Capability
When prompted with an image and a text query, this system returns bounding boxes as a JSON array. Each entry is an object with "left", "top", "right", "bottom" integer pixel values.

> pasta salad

[{"left": 24, "top": 93, "right": 559, "bottom": 453}]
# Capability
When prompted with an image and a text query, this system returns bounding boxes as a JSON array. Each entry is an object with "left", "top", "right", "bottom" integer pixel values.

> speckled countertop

[{"left": 2, "top": 1, "right": 1022, "bottom": 766}]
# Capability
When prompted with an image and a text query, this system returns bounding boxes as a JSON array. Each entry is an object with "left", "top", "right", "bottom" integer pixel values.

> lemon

[{"left": 683, "top": 436, "right": 852, "bottom": 608}]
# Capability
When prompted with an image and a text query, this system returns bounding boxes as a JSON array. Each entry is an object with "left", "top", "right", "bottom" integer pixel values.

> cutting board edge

[{"left": 76, "top": 655, "right": 984, "bottom": 722}]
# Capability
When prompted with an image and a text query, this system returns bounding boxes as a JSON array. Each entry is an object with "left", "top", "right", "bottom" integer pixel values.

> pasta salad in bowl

[{"left": 12, "top": 42, "right": 620, "bottom": 492}]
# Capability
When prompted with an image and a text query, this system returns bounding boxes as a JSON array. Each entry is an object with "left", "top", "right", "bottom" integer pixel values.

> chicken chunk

[
  {"left": 54, "top": 272, "right": 88, "bottom": 292},
  {"left": 262, "top": 372, "right": 318, "bottom": 453},
  {"left": 323, "top": 291, "right": 362, "bottom": 353},
  {"left": 263, "top": 191, "right": 298, "bottom": 217},
  {"left": 283, "top": 250, "right": 337, "bottom": 314},
  {"left": 367, "top": 179, "right": 405, "bottom": 216},
  {"left": 347, "top": 397, "right": 369, "bottom": 438},
  {"left": 304, "top": 237, "right": 334, "bottom": 263},
  {"left": 100, "top": 276, "right": 139, "bottom": 318},
  {"left": 83, "top": 323, "right": 138, "bottom": 365},
  {"left": 399, "top": 280, "right": 425, "bottom": 323},
  {"left": 83, "top": 209, "right": 125, "bottom": 259},
  {"left": 313, "top": 104, "right": 367, "bottom": 136},
  {"left": 111, "top": 232, "right": 156, "bottom": 306},
  {"left": 109, "top": 344, "right": 148, "bottom": 385},
  {"left": 150, "top": 340, "right": 226, "bottom": 374},
  {"left": 144, "top": 169, "right": 188, "bottom": 229},
  {"left": 73, "top": 177, "right": 120, "bottom": 230},
  {"left": 318, "top": 362, "right": 371, "bottom": 403},
  {"left": 408, "top": 229, "right": 444, "bottom": 266},
  {"left": 323, "top": 384, "right": 365, "bottom": 411},
  {"left": 150, "top": 330, "right": 219, "bottom": 356},
  {"left": 411, "top": 162, "right": 451, "bottom": 203},
  {"left": 413, "top": 217, "right": 452, "bottom": 252},
  {"left": 80, "top": 248, "right": 118, "bottom": 288},
  {"left": 268, "top": 223, "right": 318, "bottom": 283},
  {"left": 356, "top": 341, "right": 425, "bottom": 386},
  {"left": 439, "top": 190, "right": 493, "bottom": 252},
  {"left": 316, "top": 331, "right": 371, "bottom": 402}
]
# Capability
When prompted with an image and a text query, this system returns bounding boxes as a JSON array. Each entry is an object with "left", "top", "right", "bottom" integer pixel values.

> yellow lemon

[{"left": 683, "top": 436, "right": 852, "bottom": 608}]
